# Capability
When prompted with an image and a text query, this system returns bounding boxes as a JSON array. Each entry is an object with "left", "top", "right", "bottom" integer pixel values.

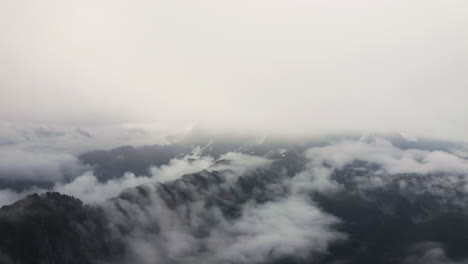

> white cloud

[
  {"left": 53, "top": 172, "right": 152, "bottom": 203},
  {"left": 292, "top": 138, "right": 468, "bottom": 200},
  {"left": 307, "top": 139, "right": 468, "bottom": 175},
  {"left": 50, "top": 152, "right": 271, "bottom": 203},
  {"left": 0, "top": 121, "right": 175, "bottom": 185},
  {"left": 403, "top": 242, "right": 468, "bottom": 264},
  {"left": 1, "top": 1, "right": 468, "bottom": 140},
  {"left": 150, "top": 156, "right": 214, "bottom": 183},
  {"left": 0, "top": 190, "right": 21, "bottom": 207},
  {"left": 0, "top": 187, "right": 44, "bottom": 207},
  {"left": 210, "top": 152, "right": 273, "bottom": 179},
  {"left": 0, "top": 148, "right": 86, "bottom": 181},
  {"left": 209, "top": 196, "right": 345, "bottom": 263},
  {"left": 100, "top": 184, "right": 344, "bottom": 264}
]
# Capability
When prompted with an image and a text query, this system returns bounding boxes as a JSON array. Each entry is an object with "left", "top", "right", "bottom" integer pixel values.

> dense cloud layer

[
  {"left": 0, "top": 148, "right": 85, "bottom": 181},
  {"left": 296, "top": 138, "right": 468, "bottom": 201},
  {"left": 0, "top": 122, "right": 171, "bottom": 153},
  {"left": 1, "top": 1, "right": 467, "bottom": 139},
  {"left": 1, "top": 1, "right": 467, "bottom": 262},
  {"left": 208, "top": 196, "right": 344, "bottom": 263},
  {"left": 103, "top": 191, "right": 343, "bottom": 264},
  {"left": 306, "top": 139, "right": 468, "bottom": 175},
  {"left": 0, "top": 122, "right": 172, "bottom": 194}
]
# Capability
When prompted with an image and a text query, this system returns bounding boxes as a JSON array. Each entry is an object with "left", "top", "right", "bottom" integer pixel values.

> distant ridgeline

[{"left": 1, "top": 133, "right": 468, "bottom": 264}]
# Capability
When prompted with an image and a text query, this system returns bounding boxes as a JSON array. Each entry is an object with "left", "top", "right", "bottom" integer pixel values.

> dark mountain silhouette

[{"left": 1, "top": 134, "right": 468, "bottom": 263}]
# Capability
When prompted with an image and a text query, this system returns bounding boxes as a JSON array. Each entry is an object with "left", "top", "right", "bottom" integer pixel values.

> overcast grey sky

[{"left": 1, "top": 0, "right": 467, "bottom": 140}]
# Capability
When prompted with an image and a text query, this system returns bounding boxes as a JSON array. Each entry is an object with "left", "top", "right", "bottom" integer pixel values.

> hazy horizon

[
  {"left": 1, "top": 2, "right": 468, "bottom": 262},
  {"left": 1, "top": 0, "right": 467, "bottom": 141}
]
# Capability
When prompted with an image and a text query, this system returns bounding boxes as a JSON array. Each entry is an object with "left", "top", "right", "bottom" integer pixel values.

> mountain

[
  {"left": 1, "top": 133, "right": 468, "bottom": 263},
  {"left": 0, "top": 192, "right": 121, "bottom": 264}
]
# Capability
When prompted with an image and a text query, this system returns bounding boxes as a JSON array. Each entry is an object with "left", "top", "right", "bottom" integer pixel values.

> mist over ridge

[
  {"left": 1, "top": 0, "right": 468, "bottom": 263},
  {"left": 1, "top": 128, "right": 468, "bottom": 263}
]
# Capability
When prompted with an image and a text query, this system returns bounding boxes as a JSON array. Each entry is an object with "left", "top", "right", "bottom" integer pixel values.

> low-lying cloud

[
  {"left": 1, "top": 135, "right": 468, "bottom": 263},
  {"left": 292, "top": 138, "right": 468, "bottom": 198},
  {"left": 101, "top": 180, "right": 344, "bottom": 264},
  {"left": 403, "top": 242, "right": 468, "bottom": 264},
  {"left": 209, "top": 196, "right": 344, "bottom": 263},
  {"left": 43, "top": 152, "right": 271, "bottom": 204},
  {"left": 0, "top": 122, "right": 177, "bottom": 204},
  {"left": 0, "top": 148, "right": 87, "bottom": 182},
  {"left": 306, "top": 138, "right": 468, "bottom": 175}
]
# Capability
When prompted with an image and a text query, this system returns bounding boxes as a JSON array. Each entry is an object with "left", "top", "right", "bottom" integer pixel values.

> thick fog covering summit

[
  {"left": 1, "top": 1, "right": 468, "bottom": 263},
  {"left": 1, "top": 0, "right": 468, "bottom": 139}
]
